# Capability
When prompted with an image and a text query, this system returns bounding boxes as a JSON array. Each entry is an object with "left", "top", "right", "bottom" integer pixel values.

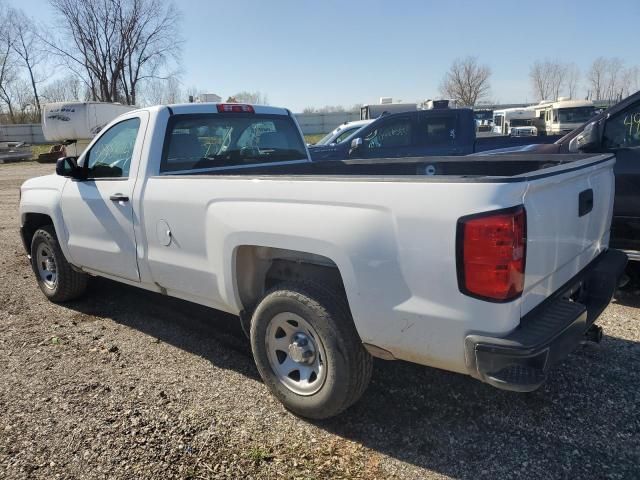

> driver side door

[
  {"left": 350, "top": 116, "right": 415, "bottom": 159},
  {"left": 60, "top": 113, "right": 147, "bottom": 281}
]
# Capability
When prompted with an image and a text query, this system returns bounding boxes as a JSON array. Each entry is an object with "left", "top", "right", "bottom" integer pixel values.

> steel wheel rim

[
  {"left": 36, "top": 243, "right": 57, "bottom": 290},
  {"left": 265, "top": 312, "right": 327, "bottom": 396}
]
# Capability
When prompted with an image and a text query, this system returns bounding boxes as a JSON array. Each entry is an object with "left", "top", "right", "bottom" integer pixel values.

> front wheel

[
  {"left": 30, "top": 225, "right": 88, "bottom": 302},
  {"left": 250, "top": 282, "right": 372, "bottom": 419}
]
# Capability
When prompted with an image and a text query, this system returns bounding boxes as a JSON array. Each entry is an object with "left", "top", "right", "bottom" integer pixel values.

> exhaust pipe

[{"left": 583, "top": 324, "right": 603, "bottom": 344}]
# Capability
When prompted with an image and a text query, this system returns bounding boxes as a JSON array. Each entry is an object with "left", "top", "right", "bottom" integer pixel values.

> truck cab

[
  {"left": 310, "top": 109, "right": 476, "bottom": 161},
  {"left": 310, "top": 108, "right": 561, "bottom": 161}
]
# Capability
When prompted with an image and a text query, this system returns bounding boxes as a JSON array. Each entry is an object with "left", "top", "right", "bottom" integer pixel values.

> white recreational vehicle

[
  {"left": 533, "top": 98, "right": 596, "bottom": 136},
  {"left": 39, "top": 102, "right": 136, "bottom": 161},
  {"left": 492, "top": 108, "right": 537, "bottom": 136},
  {"left": 360, "top": 97, "right": 417, "bottom": 120}
]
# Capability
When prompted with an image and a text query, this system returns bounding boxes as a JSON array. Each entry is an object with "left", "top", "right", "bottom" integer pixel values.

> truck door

[
  {"left": 415, "top": 111, "right": 463, "bottom": 155},
  {"left": 349, "top": 114, "right": 416, "bottom": 158},
  {"left": 600, "top": 103, "right": 640, "bottom": 253},
  {"left": 59, "top": 112, "right": 148, "bottom": 281}
]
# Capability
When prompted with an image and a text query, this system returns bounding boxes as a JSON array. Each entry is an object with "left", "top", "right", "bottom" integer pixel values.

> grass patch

[
  {"left": 304, "top": 134, "right": 325, "bottom": 145},
  {"left": 247, "top": 446, "right": 274, "bottom": 463},
  {"left": 30, "top": 144, "right": 57, "bottom": 160}
]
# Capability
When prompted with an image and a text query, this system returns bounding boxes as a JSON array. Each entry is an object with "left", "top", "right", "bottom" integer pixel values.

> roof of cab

[{"left": 142, "top": 103, "right": 291, "bottom": 116}]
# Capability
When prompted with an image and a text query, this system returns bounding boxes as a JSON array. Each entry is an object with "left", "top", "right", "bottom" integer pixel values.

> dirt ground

[{"left": 1, "top": 162, "right": 639, "bottom": 479}]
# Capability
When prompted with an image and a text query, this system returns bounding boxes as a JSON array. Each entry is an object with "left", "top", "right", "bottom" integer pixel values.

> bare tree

[
  {"left": 9, "top": 8, "right": 44, "bottom": 117},
  {"left": 44, "top": 0, "right": 181, "bottom": 104},
  {"left": 529, "top": 59, "right": 566, "bottom": 101},
  {"left": 228, "top": 91, "right": 269, "bottom": 105},
  {"left": 184, "top": 85, "right": 202, "bottom": 103},
  {"left": 0, "top": 4, "right": 19, "bottom": 121},
  {"left": 604, "top": 57, "right": 624, "bottom": 102},
  {"left": 302, "top": 105, "right": 347, "bottom": 113},
  {"left": 565, "top": 63, "right": 581, "bottom": 99},
  {"left": 118, "top": 0, "right": 182, "bottom": 105},
  {"left": 41, "top": 75, "right": 86, "bottom": 102},
  {"left": 587, "top": 57, "right": 607, "bottom": 100},
  {"left": 439, "top": 56, "right": 491, "bottom": 107},
  {"left": 140, "top": 76, "right": 181, "bottom": 105},
  {"left": 10, "top": 77, "right": 39, "bottom": 122},
  {"left": 622, "top": 66, "right": 640, "bottom": 97},
  {"left": 587, "top": 57, "right": 627, "bottom": 101}
]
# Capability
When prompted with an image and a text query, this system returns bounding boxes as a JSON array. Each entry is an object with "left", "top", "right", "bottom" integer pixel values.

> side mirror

[
  {"left": 569, "top": 121, "right": 600, "bottom": 153},
  {"left": 55, "top": 156, "right": 81, "bottom": 178},
  {"left": 350, "top": 137, "right": 363, "bottom": 150}
]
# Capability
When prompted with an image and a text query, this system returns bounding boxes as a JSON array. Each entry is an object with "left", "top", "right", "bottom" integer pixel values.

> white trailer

[
  {"left": 533, "top": 99, "right": 596, "bottom": 136},
  {"left": 41, "top": 102, "right": 136, "bottom": 158}
]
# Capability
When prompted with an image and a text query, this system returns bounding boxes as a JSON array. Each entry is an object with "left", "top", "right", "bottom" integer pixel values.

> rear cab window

[{"left": 161, "top": 113, "right": 307, "bottom": 173}]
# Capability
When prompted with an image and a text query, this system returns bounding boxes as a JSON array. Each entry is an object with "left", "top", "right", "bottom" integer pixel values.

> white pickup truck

[{"left": 19, "top": 103, "right": 627, "bottom": 419}]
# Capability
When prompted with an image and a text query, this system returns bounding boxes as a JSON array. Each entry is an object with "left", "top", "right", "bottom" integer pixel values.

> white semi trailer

[{"left": 39, "top": 102, "right": 136, "bottom": 162}]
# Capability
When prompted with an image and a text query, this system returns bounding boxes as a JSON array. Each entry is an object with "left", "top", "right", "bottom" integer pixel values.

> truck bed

[{"left": 162, "top": 153, "right": 611, "bottom": 181}]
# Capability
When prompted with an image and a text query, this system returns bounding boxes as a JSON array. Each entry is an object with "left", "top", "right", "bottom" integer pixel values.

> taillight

[
  {"left": 456, "top": 206, "right": 526, "bottom": 302},
  {"left": 216, "top": 104, "right": 255, "bottom": 113}
]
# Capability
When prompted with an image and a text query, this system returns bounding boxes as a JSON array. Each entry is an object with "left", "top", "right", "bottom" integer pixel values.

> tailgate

[{"left": 521, "top": 154, "right": 616, "bottom": 315}]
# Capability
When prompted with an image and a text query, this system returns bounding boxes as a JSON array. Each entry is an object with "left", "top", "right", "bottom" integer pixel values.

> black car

[{"left": 478, "top": 91, "right": 640, "bottom": 260}]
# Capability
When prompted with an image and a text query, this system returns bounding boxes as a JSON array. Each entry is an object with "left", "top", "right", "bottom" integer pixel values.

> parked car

[
  {"left": 476, "top": 90, "right": 640, "bottom": 261},
  {"left": 309, "top": 108, "right": 562, "bottom": 161},
  {"left": 20, "top": 102, "right": 626, "bottom": 419},
  {"left": 308, "top": 119, "right": 372, "bottom": 147}
]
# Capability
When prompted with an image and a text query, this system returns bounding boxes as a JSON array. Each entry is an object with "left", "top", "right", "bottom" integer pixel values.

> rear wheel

[
  {"left": 30, "top": 225, "right": 87, "bottom": 302},
  {"left": 250, "top": 282, "right": 372, "bottom": 419}
]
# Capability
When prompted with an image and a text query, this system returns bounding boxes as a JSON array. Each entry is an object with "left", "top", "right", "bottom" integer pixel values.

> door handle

[
  {"left": 578, "top": 189, "right": 593, "bottom": 217},
  {"left": 109, "top": 194, "right": 129, "bottom": 202}
]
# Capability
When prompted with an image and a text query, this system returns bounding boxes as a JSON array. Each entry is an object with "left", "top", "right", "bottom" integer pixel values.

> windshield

[
  {"left": 557, "top": 107, "right": 596, "bottom": 124},
  {"left": 315, "top": 125, "right": 362, "bottom": 145},
  {"left": 315, "top": 130, "right": 338, "bottom": 145},
  {"left": 510, "top": 119, "right": 534, "bottom": 127}
]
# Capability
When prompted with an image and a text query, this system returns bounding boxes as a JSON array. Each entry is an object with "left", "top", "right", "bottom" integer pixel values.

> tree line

[
  {"left": 441, "top": 56, "right": 640, "bottom": 108},
  {"left": 0, "top": 0, "right": 184, "bottom": 123},
  {"left": 0, "top": 0, "right": 638, "bottom": 124}
]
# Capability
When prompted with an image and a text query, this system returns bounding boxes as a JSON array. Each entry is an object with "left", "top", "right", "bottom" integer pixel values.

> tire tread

[{"left": 31, "top": 225, "right": 87, "bottom": 302}]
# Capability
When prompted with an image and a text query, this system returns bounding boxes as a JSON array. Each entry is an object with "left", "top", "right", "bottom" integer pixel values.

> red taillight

[
  {"left": 457, "top": 206, "right": 526, "bottom": 302},
  {"left": 216, "top": 104, "right": 255, "bottom": 113}
]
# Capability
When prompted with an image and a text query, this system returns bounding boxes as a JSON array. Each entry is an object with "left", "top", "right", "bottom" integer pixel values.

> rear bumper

[{"left": 465, "top": 249, "right": 627, "bottom": 392}]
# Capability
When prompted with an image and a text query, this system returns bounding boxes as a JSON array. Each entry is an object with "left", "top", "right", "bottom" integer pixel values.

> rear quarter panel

[{"left": 140, "top": 175, "right": 528, "bottom": 374}]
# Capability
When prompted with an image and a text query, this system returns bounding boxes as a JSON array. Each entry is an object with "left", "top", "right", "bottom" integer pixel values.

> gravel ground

[{"left": 1, "top": 162, "right": 639, "bottom": 479}]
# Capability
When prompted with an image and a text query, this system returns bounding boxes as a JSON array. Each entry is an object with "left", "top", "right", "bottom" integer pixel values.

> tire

[
  {"left": 250, "top": 282, "right": 372, "bottom": 419},
  {"left": 30, "top": 225, "right": 87, "bottom": 302}
]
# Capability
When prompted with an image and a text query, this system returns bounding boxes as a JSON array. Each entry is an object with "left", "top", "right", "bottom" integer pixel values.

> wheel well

[
  {"left": 235, "top": 246, "right": 347, "bottom": 313},
  {"left": 22, "top": 213, "right": 53, "bottom": 252}
]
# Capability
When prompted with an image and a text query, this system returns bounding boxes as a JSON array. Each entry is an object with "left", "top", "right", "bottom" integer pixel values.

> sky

[{"left": 15, "top": 0, "right": 640, "bottom": 111}]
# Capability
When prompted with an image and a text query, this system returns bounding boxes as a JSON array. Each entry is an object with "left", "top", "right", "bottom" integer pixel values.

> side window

[
  {"left": 85, "top": 118, "right": 140, "bottom": 179},
  {"left": 422, "top": 115, "right": 456, "bottom": 144},
  {"left": 603, "top": 106, "right": 640, "bottom": 149},
  {"left": 363, "top": 119, "right": 411, "bottom": 150},
  {"left": 334, "top": 127, "right": 358, "bottom": 144}
]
